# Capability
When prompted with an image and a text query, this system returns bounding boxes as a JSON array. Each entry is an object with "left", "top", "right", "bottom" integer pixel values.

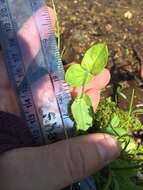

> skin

[{"left": 0, "top": 6, "right": 121, "bottom": 190}]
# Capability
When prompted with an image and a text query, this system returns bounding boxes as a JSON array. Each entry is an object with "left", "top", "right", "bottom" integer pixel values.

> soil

[{"left": 48, "top": 0, "right": 143, "bottom": 121}]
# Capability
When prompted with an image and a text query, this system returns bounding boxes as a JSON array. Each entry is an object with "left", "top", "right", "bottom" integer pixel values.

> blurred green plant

[
  {"left": 93, "top": 96, "right": 143, "bottom": 189},
  {"left": 65, "top": 43, "right": 108, "bottom": 131},
  {"left": 65, "top": 43, "right": 143, "bottom": 189},
  {"left": 51, "top": 2, "right": 143, "bottom": 188}
]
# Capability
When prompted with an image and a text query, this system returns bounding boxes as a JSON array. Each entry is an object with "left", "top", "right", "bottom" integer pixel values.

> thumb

[
  {"left": 0, "top": 134, "right": 120, "bottom": 190},
  {"left": 47, "top": 134, "right": 120, "bottom": 189}
]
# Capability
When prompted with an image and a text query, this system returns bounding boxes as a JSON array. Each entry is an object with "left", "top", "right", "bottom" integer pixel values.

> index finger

[{"left": 17, "top": 6, "right": 56, "bottom": 68}]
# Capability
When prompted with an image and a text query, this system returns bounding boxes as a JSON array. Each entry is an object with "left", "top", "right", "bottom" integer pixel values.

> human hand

[{"left": 0, "top": 6, "right": 120, "bottom": 190}]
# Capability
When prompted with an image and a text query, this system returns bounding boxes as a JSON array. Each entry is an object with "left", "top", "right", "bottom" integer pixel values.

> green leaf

[
  {"left": 119, "top": 92, "right": 127, "bottom": 100},
  {"left": 113, "top": 178, "right": 120, "bottom": 190},
  {"left": 110, "top": 160, "right": 143, "bottom": 190},
  {"left": 133, "top": 108, "right": 143, "bottom": 114},
  {"left": 65, "top": 64, "right": 93, "bottom": 87},
  {"left": 105, "top": 126, "right": 127, "bottom": 137},
  {"left": 104, "top": 114, "right": 127, "bottom": 136},
  {"left": 81, "top": 43, "right": 108, "bottom": 75},
  {"left": 71, "top": 95, "right": 93, "bottom": 131},
  {"left": 110, "top": 114, "right": 120, "bottom": 128}
]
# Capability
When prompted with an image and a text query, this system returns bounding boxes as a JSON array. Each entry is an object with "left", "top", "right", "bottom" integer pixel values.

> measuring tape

[
  {"left": 0, "top": 0, "right": 74, "bottom": 145},
  {"left": 0, "top": 0, "right": 96, "bottom": 189}
]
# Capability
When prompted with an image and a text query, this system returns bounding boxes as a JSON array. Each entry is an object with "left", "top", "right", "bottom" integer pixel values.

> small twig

[
  {"left": 51, "top": 0, "right": 61, "bottom": 50},
  {"left": 128, "top": 88, "right": 134, "bottom": 116}
]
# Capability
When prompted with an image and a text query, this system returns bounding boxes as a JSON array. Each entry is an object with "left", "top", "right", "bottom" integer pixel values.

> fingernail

[{"left": 96, "top": 134, "right": 121, "bottom": 164}]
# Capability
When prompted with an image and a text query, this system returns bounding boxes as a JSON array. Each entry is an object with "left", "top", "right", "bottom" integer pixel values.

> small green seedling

[
  {"left": 65, "top": 43, "right": 108, "bottom": 131},
  {"left": 93, "top": 97, "right": 143, "bottom": 190}
]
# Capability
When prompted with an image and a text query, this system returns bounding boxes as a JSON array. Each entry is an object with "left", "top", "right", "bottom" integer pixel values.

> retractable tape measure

[
  {"left": 0, "top": 0, "right": 74, "bottom": 145},
  {"left": 0, "top": 0, "right": 96, "bottom": 189}
]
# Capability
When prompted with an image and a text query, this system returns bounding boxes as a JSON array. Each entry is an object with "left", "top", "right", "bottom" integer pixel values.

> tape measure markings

[
  {"left": 30, "top": 0, "right": 73, "bottom": 137},
  {"left": 0, "top": 0, "right": 74, "bottom": 145}
]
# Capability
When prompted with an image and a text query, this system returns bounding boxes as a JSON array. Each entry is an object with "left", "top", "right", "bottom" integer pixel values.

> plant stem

[
  {"left": 51, "top": 0, "right": 61, "bottom": 50},
  {"left": 61, "top": 46, "right": 66, "bottom": 58},
  {"left": 128, "top": 89, "right": 135, "bottom": 116},
  {"left": 80, "top": 71, "right": 89, "bottom": 98},
  {"left": 103, "top": 171, "right": 112, "bottom": 190},
  {"left": 121, "top": 88, "right": 135, "bottom": 129}
]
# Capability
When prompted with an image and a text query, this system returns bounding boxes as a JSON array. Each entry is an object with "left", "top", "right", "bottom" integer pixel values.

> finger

[
  {"left": 70, "top": 69, "right": 110, "bottom": 111},
  {"left": 0, "top": 134, "right": 120, "bottom": 190},
  {"left": 70, "top": 69, "right": 110, "bottom": 96},
  {"left": 0, "top": 6, "right": 55, "bottom": 115},
  {"left": 85, "top": 89, "right": 100, "bottom": 111},
  {"left": 0, "top": 6, "right": 55, "bottom": 87},
  {"left": 17, "top": 6, "right": 56, "bottom": 68},
  {"left": 0, "top": 51, "right": 10, "bottom": 87},
  {"left": 0, "top": 52, "right": 19, "bottom": 114},
  {"left": 71, "top": 87, "right": 100, "bottom": 111},
  {"left": 87, "top": 68, "right": 111, "bottom": 90},
  {"left": 0, "top": 88, "right": 20, "bottom": 115},
  {"left": 65, "top": 64, "right": 111, "bottom": 90}
]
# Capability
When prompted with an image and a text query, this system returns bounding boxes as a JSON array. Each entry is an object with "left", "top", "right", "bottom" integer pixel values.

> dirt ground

[{"left": 48, "top": 0, "right": 143, "bottom": 120}]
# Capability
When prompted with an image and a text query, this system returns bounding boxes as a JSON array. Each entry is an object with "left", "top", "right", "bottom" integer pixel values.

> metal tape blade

[{"left": 0, "top": 0, "right": 74, "bottom": 144}]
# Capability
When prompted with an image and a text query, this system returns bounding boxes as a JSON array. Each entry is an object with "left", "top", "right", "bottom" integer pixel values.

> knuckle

[{"left": 66, "top": 140, "right": 86, "bottom": 182}]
